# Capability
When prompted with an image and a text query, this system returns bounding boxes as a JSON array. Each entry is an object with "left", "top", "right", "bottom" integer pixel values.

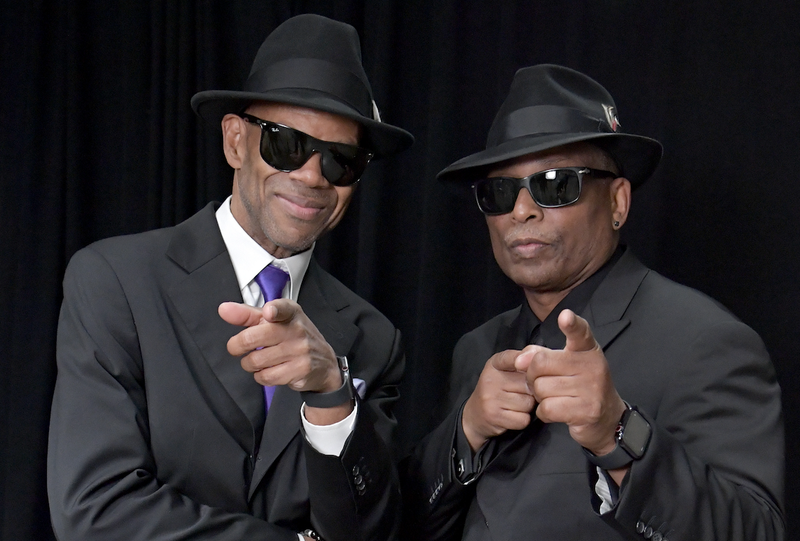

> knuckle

[
  {"left": 240, "top": 356, "right": 253, "bottom": 372},
  {"left": 254, "top": 370, "right": 268, "bottom": 386},
  {"left": 240, "top": 330, "right": 260, "bottom": 351}
]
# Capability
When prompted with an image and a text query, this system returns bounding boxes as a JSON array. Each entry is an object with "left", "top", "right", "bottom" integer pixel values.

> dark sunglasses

[
  {"left": 239, "top": 113, "right": 374, "bottom": 186},
  {"left": 472, "top": 167, "right": 617, "bottom": 215}
]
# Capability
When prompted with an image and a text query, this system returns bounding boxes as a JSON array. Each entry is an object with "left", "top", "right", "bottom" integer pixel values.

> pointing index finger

[
  {"left": 558, "top": 309, "right": 598, "bottom": 352},
  {"left": 262, "top": 298, "right": 300, "bottom": 324}
]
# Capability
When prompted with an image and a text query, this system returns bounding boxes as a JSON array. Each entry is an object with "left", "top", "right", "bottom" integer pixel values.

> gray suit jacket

[
  {"left": 402, "top": 249, "right": 784, "bottom": 541},
  {"left": 48, "top": 203, "right": 404, "bottom": 541}
]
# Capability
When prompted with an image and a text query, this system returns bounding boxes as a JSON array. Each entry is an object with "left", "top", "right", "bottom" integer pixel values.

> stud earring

[{"left": 613, "top": 220, "right": 620, "bottom": 228}]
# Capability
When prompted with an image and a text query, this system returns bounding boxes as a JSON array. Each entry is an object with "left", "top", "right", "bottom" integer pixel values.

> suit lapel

[
  {"left": 581, "top": 248, "right": 649, "bottom": 350},
  {"left": 249, "top": 258, "right": 360, "bottom": 499},
  {"left": 165, "top": 203, "right": 264, "bottom": 454}
]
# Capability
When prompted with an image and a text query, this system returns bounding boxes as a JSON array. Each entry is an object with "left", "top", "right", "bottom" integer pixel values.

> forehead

[
  {"left": 245, "top": 101, "right": 361, "bottom": 145},
  {"left": 488, "top": 142, "right": 610, "bottom": 178}
]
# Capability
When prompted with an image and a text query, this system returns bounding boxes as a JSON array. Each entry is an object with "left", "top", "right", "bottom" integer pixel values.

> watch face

[{"left": 621, "top": 409, "right": 652, "bottom": 458}]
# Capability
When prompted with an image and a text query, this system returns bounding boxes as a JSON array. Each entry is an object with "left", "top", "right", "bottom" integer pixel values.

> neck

[
  {"left": 523, "top": 244, "right": 620, "bottom": 321},
  {"left": 523, "top": 288, "right": 570, "bottom": 321}
]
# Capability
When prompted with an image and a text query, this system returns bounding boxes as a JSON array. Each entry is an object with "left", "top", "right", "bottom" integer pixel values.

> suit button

[
  {"left": 352, "top": 465, "right": 360, "bottom": 476},
  {"left": 357, "top": 486, "right": 366, "bottom": 496},
  {"left": 644, "top": 526, "right": 653, "bottom": 539},
  {"left": 652, "top": 533, "right": 663, "bottom": 541},
  {"left": 636, "top": 521, "right": 645, "bottom": 534},
  {"left": 354, "top": 474, "right": 363, "bottom": 485}
]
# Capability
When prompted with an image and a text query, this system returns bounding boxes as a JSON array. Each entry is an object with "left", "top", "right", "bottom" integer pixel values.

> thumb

[
  {"left": 491, "top": 349, "right": 524, "bottom": 372},
  {"left": 559, "top": 309, "right": 597, "bottom": 352},
  {"left": 218, "top": 302, "right": 264, "bottom": 327}
]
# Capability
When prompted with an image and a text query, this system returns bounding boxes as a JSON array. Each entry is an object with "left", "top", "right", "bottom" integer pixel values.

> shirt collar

[{"left": 215, "top": 196, "right": 312, "bottom": 302}]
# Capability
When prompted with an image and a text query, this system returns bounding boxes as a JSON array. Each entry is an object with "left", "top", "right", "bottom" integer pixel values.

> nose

[
  {"left": 288, "top": 152, "right": 328, "bottom": 188},
  {"left": 511, "top": 186, "right": 543, "bottom": 222}
]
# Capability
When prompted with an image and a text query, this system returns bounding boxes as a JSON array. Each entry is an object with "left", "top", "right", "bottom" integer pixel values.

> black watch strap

[
  {"left": 583, "top": 404, "right": 651, "bottom": 470},
  {"left": 301, "top": 355, "right": 355, "bottom": 408},
  {"left": 582, "top": 440, "right": 634, "bottom": 470}
]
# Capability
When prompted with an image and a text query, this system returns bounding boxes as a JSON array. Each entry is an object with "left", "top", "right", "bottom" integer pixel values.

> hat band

[
  {"left": 488, "top": 105, "right": 612, "bottom": 147},
  {"left": 245, "top": 58, "right": 373, "bottom": 118}
]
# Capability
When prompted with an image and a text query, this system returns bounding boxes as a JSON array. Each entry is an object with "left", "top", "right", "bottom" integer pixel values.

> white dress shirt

[{"left": 215, "top": 197, "right": 357, "bottom": 458}]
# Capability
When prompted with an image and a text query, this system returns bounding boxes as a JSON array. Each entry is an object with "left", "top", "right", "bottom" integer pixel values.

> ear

[
  {"left": 221, "top": 114, "right": 247, "bottom": 169},
  {"left": 609, "top": 176, "right": 631, "bottom": 228}
]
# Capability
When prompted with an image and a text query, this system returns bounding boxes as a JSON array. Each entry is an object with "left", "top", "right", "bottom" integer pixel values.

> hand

[
  {"left": 218, "top": 300, "right": 341, "bottom": 394},
  {"left": 461, "top": 349, "right": 537, "bottom": 452},
  {"left": 515, "top": 309, "right": 626, "bottom": 457}
]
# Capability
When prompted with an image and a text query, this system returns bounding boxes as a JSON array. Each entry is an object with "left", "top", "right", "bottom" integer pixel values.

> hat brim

[
  {"left": 437, "top": 132, "right": 662, "bottom": 189},
  {"left": 191, "top": 88, "right": 414, "bottom": 159}
]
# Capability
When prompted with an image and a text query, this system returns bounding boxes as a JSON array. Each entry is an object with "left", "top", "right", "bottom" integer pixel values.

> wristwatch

[
  {"left": 583, "top": 403, "right": 652, "bottom": 470},
  {"left": 300, "top": 355, "right": 355, "bottom": 408}
]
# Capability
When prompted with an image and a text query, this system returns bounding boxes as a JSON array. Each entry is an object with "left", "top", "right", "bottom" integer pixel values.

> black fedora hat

[
  {"left": 191, "top": 14, "right": 413, "bottom": 159},
  {"left": 437, "top": 64, "right": 662, "bottom": 188}
]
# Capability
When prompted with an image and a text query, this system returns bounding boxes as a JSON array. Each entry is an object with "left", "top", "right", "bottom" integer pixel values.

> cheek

[
  {"left": 485, "top": 218, "right": 511, "bottom": 263},
  {"left": 325, "top": 187, "right": 355, "bottom": 226}
]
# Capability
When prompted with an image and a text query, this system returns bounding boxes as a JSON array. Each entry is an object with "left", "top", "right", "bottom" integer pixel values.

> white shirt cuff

[
  {"left": 300, "top": 402, "right": 358, "bottom": 456},
  {"left": 595, "top": 466, "right": 614, "bottom": 514}
]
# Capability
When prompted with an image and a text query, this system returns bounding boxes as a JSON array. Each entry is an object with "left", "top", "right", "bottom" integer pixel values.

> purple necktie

[{"left": 253, "top": 264, "right": 289, "bottom": 412}]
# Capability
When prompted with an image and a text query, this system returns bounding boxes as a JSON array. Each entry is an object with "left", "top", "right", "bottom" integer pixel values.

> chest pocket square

[{"left": 353, "top": 377, "right": 366, "bottom": 399}]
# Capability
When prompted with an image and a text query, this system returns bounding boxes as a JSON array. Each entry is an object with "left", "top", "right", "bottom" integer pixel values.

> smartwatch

[
  {"left": 301, "top": 355, "right": 355, "bottom": 408},
  {"left": 583, "top": 403, "right": 652, "bottom": 470}
]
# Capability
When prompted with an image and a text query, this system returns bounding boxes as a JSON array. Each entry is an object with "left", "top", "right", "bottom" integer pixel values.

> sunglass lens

[
  {"left": 475, "top": 177, "right": 520, "bottom": 215},
  {"left": 321, "top": 144, "right": 372, "bottom": 186},
  {"left": 530, "top": 169, "right": 581, "bottom": 207},
  {"left": 261, "top": 124, "right": 311, "bottom": 171}
]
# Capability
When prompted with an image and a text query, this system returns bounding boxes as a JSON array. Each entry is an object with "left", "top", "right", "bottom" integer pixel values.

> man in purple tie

[{"left": 48, "top": 14, "right": 412, "bottom": 541}]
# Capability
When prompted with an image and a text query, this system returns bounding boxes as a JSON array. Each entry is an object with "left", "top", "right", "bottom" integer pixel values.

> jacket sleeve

[
  {"left": 47, "top": 247, "right": 298, "bottom": 541},
  {"left": 605, "top": 318, "right": 785, "bottom": 541},
  {"left": 303, "top": 328, "right": 406, "bottom": 541}
]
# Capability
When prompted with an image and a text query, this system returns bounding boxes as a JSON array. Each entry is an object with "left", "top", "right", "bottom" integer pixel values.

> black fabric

[{"left": 2, "top": 2, "right": 800, "bottom": 540}]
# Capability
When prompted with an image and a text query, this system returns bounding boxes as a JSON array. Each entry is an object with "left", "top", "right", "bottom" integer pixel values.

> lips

[
  {"left": 507, "top": 236, "right": 550, "bottom": 258},
  {"left": 276, "top": 191, "right": 329, "bottom": 220}
]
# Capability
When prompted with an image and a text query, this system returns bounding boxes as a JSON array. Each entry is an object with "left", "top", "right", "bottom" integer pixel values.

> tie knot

[{"left": 254, "top": 265, "right": 290, "bottom": 302}]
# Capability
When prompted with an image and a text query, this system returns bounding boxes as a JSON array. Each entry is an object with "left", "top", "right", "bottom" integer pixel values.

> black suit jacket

[
  {"left": 48, "top": 203, "right": 404, "bottom": 541},
  {"left": 402, "top": 249, "right": 784, "bottom": 541}
]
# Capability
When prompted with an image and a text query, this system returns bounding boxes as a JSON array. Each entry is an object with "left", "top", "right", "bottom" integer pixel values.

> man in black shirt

[{"left": 402, "top": 64, "right": 784, "bottom": 541}]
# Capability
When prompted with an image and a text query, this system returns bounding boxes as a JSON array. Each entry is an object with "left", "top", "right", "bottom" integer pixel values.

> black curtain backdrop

[{"left": 2, "top": 1, "right": 799, "bottom": 539}]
